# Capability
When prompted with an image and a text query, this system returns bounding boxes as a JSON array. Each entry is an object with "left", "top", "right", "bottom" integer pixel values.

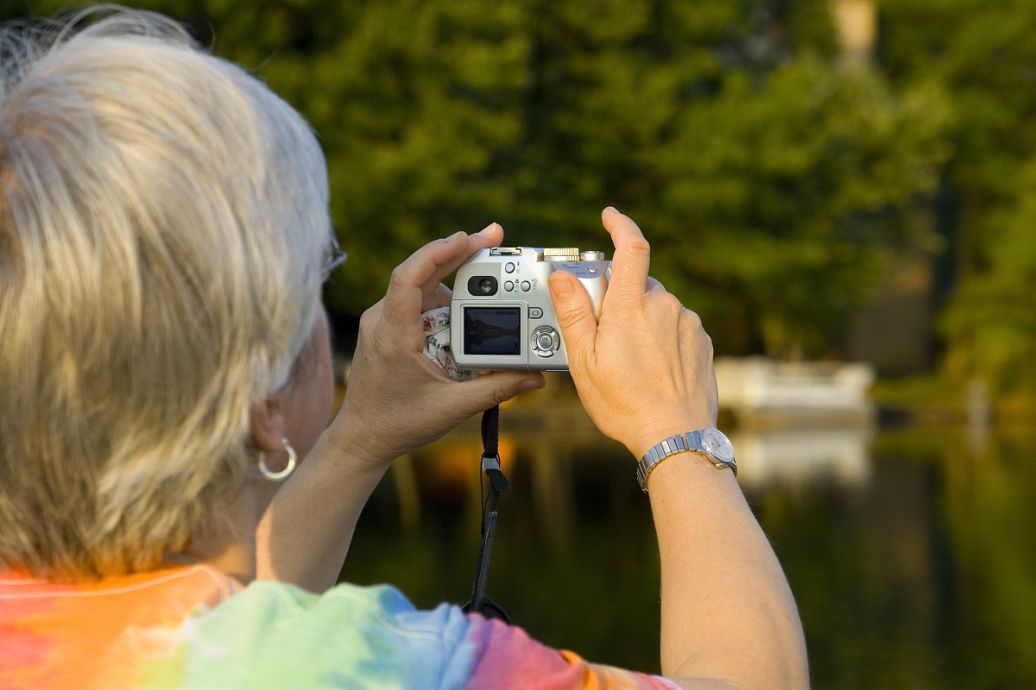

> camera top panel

[{"left": 487, "top": 247, "right": 607, "bottom": 262}]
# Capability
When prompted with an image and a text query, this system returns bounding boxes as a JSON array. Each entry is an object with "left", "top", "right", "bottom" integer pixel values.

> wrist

[
  {"left": 324, "top": 414, "right": 397, "bottom": 475},
  {"left": 626, "top": 415, "right": 717, "bottom": 460}
]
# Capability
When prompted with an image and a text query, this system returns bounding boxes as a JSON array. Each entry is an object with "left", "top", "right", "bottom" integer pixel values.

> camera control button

[
  {"left": 504, "top": 280, "right": 515, "bottom": 291},
  {"left": 504, "top": 262, "right": 516, "bottom": 274},
  {"left": 520, "top": 280, "right": 531, "bottom": 292},
  {"left": 529, "top": 307, "right": 543, "bottom": 319},
  {"left": 531, "top": 325, "right": 560, "bottom": 358}
]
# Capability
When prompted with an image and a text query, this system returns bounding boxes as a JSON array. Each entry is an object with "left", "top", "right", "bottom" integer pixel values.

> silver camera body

[{"left": 451, "top": 247, "right": 610, "bottom": 371}]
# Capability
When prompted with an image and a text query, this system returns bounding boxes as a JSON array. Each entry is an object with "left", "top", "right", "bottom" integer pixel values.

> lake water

[{"left": 339, "top": 404, "right": 1036, "bottom": 689}]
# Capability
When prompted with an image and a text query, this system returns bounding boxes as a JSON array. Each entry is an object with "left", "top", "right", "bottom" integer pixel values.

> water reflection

[
  {"left": 340, "top": 407, "right": 1036, "bottom": 689},
  {"left": 732, "top": 429, "right": 872, "bottom": 490}
]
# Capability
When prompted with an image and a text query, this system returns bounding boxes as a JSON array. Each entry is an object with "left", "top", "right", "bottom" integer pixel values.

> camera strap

[{"left": 462, "top": 404, "right": 510, "bottom": 623}]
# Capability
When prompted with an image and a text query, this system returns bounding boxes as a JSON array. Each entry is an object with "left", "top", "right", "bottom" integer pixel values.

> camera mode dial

[{"left": 543, "top": 248, "right": 580, "bottom": 261}]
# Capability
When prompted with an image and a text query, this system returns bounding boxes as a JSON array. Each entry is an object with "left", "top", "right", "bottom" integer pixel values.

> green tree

[
  {"left": 483, "top": 0, "right": 949, "bottom": 356},
  {"left": 2, "top": 0, "right": 953, "bottom": 358},
  {"left": 879, "top": 0, "right": 1036, "bottom": 387},
  {"left": 940, "top": 159, "right": 1036, "bottom": 390},
  {"left": 655, "top": 59, "right": 949, "bottom": 355}
]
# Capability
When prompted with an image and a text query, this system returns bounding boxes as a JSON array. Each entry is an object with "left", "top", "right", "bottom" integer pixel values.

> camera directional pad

[{"left": 531, "top": 325, "right": 560, "bottom": 358}]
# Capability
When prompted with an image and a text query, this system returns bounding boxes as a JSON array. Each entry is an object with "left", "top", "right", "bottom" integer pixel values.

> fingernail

[
  {"left": 478, "top": 222, "right": 499, "bottom": 236},
  {"left": 548, "top": 272, "right": 572, "bottom": 295},
  {"left": 448, "top": 230, "right": 465, "bottom": 242},
  {"left": 605, "top": 206, "right": 619, "bottom": 214}
]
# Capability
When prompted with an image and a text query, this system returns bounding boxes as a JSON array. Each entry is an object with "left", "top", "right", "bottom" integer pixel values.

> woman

[{"left": 0, "top": 8, "right": 808, "bottom": 690}]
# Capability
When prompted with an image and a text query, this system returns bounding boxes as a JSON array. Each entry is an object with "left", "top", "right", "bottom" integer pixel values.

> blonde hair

[{"left": 0, "top": 8, "right": 331, "bottom": 579}]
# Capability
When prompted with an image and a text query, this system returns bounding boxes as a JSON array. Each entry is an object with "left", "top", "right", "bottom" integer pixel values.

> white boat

[{"left": 715, "top": 357, "right": 875, "bottom": 429}]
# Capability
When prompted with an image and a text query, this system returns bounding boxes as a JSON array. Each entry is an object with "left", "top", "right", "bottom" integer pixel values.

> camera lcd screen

[{"left": 464, "top": 307, "right": 521, "bottom": 356}]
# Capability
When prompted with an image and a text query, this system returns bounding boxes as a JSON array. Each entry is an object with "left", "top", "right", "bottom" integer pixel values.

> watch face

[{"left": 701, "top": 428, "right": 735, "bottom": 463}]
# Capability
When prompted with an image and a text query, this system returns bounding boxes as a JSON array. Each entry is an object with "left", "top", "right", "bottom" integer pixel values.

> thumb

[
  {"left": 453, "top": 371, "right": 546, "bottom": 414},
  {"left": 548, "top": 271, "right": 596, "bottom": 367}
]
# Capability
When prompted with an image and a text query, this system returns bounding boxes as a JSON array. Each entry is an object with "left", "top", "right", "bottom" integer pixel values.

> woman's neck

[{"left": 169, "top": 477, "right": 277, "bottom": 583}]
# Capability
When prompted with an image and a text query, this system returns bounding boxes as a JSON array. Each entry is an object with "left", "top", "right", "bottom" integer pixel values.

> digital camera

[{"left": 450, "top": 247, "right": 610, "bottom": 371}]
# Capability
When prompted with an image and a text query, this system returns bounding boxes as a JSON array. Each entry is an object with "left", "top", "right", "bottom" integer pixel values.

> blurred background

[{"left": 4, "top": 1, "right": 1034, "bottom": 687}]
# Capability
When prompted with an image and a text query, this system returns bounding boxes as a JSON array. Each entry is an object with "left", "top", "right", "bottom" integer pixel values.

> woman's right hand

[
  {"left": 547, "top": 208, "right": 718, "bottom": 460},
  {"left": 551, "top": 210, "right": 810, "bottom": 690}
]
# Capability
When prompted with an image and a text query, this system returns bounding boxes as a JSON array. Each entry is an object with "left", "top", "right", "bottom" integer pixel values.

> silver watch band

[{"left": 636, "top": 430, "right": 737, "bottom": 492}]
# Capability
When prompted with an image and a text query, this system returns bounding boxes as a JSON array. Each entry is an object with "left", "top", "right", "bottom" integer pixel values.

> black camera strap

[{"left": 462, "top": 404, "right": 510, "bottom": 622}]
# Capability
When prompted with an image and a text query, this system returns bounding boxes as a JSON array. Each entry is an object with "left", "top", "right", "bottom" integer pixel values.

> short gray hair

[{"left": 0, "top": 7, "right": 331, "bottom": 578}]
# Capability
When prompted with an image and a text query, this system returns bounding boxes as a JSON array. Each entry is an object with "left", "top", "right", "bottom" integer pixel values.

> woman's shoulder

[
  {"left": 221, "top": 578, "right": 470, "bottom": 641},
  {"left": 188, "top": 579, "right": 476, "bottom": 688},
  {"left": 0, "top": 567, "right": 468, "bottom": 689},
  {"left": 1, "top": 568, "right": 674, "bottom": 689},
  {"left": 211, "top": 582, "right": 678, "bottom": 690}
]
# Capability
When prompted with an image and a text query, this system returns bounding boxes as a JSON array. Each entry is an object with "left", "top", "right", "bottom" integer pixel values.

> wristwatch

[{"left": 636, "top": 428, "right": 737, "bottom": 492}]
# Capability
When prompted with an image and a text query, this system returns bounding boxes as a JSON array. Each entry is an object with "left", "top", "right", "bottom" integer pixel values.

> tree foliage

[
  {"left": 940, "top": 160, "right": 1036, "bottom": 390},
  {"left": 879, "top": 0, "right": 1036, "bottom": 387},
  {"left": 2, "top": 1, "right": 962, "bottom": 359},
  {"left": 653, "top": 59, "right": 948, "bottom": 355}
]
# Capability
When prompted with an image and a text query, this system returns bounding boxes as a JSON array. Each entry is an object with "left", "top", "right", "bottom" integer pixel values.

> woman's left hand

[{"left": 329, "top": 223, "right": 545, "bottom": 471}]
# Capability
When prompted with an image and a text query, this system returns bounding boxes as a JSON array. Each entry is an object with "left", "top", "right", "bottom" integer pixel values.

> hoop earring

[{"left": 258, "top": 438, "right": 297, "bottom": 482}]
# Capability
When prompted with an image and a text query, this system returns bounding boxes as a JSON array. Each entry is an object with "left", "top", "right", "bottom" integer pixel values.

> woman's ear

[{"left": 250, "top": 398, "right": 286, "bottom": 453}]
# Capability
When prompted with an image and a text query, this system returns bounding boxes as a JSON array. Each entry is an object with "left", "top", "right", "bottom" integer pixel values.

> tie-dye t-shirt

[{"left": 0, "top": 565, "right": 677, "bottom": 690}]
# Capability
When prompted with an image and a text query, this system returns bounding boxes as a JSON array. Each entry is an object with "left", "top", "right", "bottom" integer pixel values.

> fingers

[
  {"left": 383, "top": 223, "right": 502, "bottom": 324},
  {"left": 548, "top": 271, "right": 597, "bottom": 368},
  {"left": 432, "top": 223, "right": 503, "bottom": 288},
  {"left": 421, "top": 283, "right": 452, "bottom": 311},
  {"left": 601, "top": 207, "right": 650, "bottom": 300},
  {"left": 453, "top": 370, "right": 546, "bottom": 412}
]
